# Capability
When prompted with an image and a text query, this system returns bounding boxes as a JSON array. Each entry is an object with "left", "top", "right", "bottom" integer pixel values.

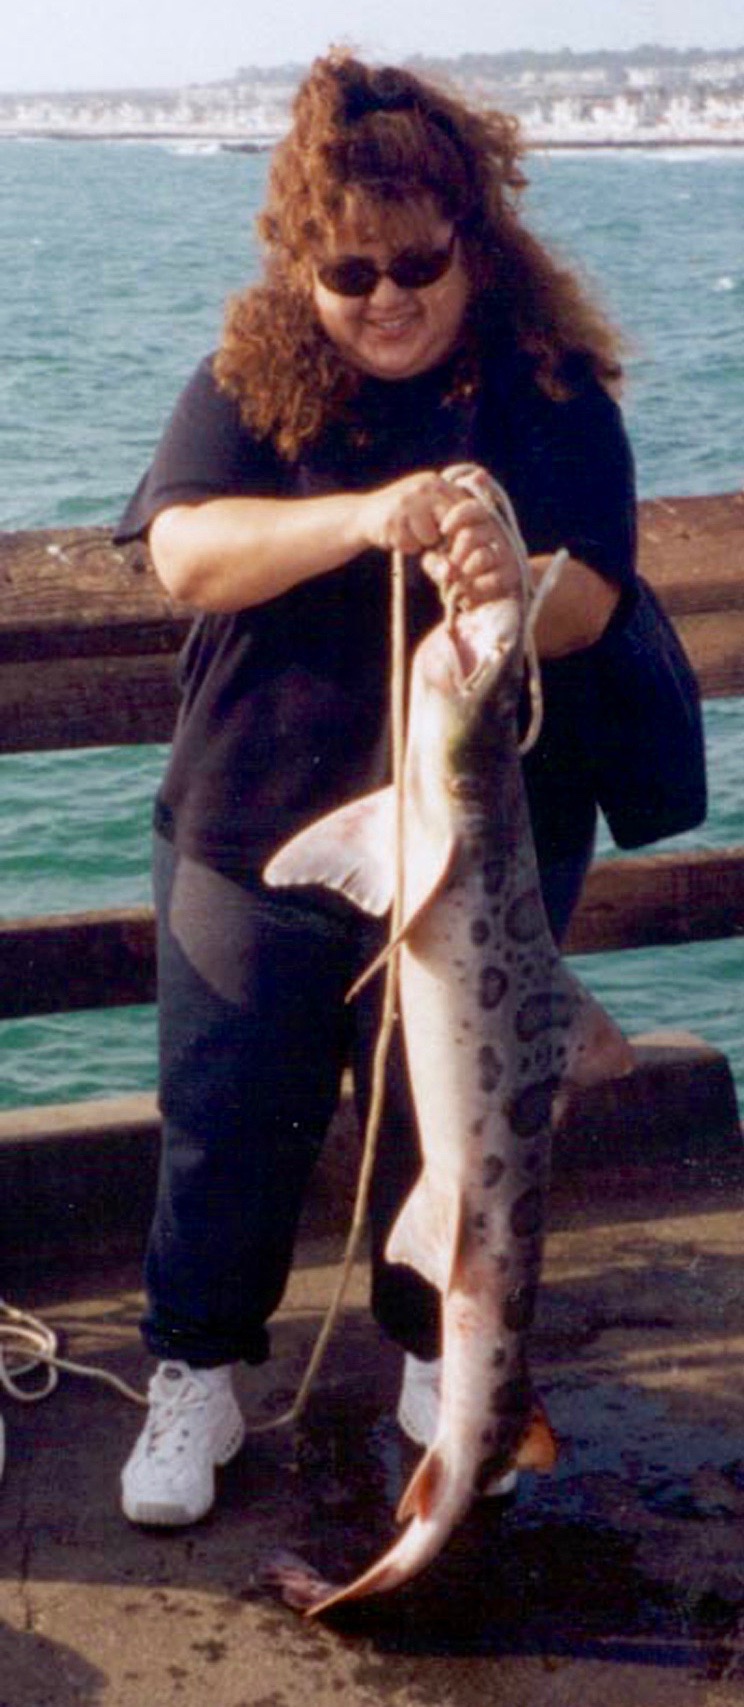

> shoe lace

[{"left": 145, "top": 1369, "right": 209, "bottom": 1452}]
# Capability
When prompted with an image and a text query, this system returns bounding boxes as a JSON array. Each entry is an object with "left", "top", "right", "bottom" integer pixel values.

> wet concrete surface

[{"left": 3, "top": 1173, "right": 744, "bottom": 1706}]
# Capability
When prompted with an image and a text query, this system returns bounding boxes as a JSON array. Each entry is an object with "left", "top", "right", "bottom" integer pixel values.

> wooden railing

[{"left": 1, "top": 492, "right": 743, "bottom": 1153}]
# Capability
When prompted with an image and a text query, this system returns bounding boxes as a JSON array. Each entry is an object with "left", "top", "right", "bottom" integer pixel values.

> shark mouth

[{"left": 446, "top": 600, "right": 524, "bottom": 699}]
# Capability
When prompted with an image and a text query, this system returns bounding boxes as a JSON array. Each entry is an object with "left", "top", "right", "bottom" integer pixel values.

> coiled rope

[{"left": 0, "top": 1297, "right": 147, "bottom": 1409}]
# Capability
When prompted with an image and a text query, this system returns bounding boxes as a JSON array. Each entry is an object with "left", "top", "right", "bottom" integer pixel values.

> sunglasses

[{"left": 315, "top": 230, "right": 457, "bottom": 298}]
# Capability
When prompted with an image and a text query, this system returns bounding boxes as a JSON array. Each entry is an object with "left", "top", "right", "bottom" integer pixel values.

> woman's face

[{"left": 311, "top": 198, "right": 470, "bottom": 381}]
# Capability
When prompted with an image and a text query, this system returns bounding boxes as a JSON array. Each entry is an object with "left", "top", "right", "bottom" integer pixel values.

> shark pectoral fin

[
  {"left": 263, "top": 788, "right": 396, "bottom": 916},
  {"left": 385, "top": 1175, "right": 454, "bottom": 1294},
  {"left": 346, "top": 826, "right": 458, "bottom": 1000},
  {"left": 515, "top": 1406, "right": 559, "bottom": 1474},
  {"left": 396, "top": 1446, "right": 445, "bottom": 1525}
]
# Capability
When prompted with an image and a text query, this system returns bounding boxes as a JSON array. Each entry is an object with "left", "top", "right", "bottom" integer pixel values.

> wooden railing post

[{"left": 0, "top": 492, "right": 741, "bottom": 1228}]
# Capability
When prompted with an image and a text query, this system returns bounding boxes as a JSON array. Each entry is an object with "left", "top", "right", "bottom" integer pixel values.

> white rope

[
  {"left": 0, "top": 1298, "right": 147, "bottom": 1408},
  {"left": 438, "top": 462, "right": 569, "bottom": 755},
  {"left": 244, "top": 544, "right": 410, "bottom": 1435}
]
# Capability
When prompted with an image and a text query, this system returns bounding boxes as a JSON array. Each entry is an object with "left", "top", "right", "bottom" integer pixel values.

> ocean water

[{"left": 0, "top": 138, "right": 742, "bottom": 1112}]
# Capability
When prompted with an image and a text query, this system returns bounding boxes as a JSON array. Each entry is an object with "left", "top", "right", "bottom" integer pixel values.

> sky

[{"left": 3, "top": 0, "right": 743, "bottom": 94}]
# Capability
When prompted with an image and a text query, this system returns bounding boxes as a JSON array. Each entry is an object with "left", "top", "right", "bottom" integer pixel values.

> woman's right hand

[{"left": 359, "top": 467, "right": 523, "bottom": 611}]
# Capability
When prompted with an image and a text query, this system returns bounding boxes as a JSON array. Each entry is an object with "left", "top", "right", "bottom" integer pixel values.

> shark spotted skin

[{"left": 264, "top": 589, "right": 634, "bottom": 1614}]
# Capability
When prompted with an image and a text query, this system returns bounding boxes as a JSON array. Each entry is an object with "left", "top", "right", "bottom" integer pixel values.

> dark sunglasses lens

[
  {"left": 317, "top": 259, "right": 378, "bottom": 296},
  {"left": 317, "top": 234, "right": 455, "bottom": 297},
  {"left": 388, "top": 247, "right": 452, "bottom": 289}
]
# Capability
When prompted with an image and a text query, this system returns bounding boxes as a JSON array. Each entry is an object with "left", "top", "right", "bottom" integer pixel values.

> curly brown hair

[{"left": 215, "top": 50, "right": 623, "bottom": 459}]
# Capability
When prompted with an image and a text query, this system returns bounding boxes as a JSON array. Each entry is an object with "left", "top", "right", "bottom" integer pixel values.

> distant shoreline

[
  {"left": 0, "top": 127, "right": 275, "bottom": 149},
  {"left": 2, "top": 126, "right": 744, "bottom": 151}
]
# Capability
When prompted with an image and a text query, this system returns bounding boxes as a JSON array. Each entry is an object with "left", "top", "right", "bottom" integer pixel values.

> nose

[{"left": 368, "top": 271, "right": 410, "bottom": 306}]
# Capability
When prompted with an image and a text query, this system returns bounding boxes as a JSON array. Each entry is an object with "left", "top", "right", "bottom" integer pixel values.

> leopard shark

[{"left": 264, "top": 578, "right": 634, "bottom": 1614}]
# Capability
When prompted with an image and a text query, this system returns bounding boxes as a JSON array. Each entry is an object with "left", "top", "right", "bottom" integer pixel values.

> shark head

[
  {"left": 408, "top": 598, "right": 526, "bottom": 801},
  {"left": 419, "top": 598, "right": 524, "bottom": 698}
]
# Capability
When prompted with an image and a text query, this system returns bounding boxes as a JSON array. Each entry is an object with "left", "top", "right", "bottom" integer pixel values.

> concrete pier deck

[{"left": 3, "top": 1118, "right": 744, "bottom": 1706}]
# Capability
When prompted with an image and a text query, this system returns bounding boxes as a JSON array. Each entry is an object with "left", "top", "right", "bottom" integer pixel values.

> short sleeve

[
  {"left": 477, "top": 350, "right": 637, "bottom": 588},
  {"left": 115, "top": 356, "right": 285, "bottom": 542},
  {"left": 507, "top": 378, "right": 637, "bottom": 585}
]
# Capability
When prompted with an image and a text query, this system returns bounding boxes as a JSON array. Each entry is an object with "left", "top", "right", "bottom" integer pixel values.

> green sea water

[{"left": 0, "top": 138, "right": 742, "bottom": 1111}]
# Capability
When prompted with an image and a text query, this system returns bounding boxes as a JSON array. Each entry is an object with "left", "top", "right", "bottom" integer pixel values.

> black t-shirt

[{"left": 116, "top": 349, "right": 637, "bottom": 882}]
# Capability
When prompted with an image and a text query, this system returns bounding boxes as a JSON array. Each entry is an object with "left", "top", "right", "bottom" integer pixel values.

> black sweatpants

[{"left": 142, "top": 830, "right": 592, "bottom": 1367}]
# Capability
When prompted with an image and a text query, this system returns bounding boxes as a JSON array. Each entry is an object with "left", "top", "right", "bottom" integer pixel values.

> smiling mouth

[{"left": 367, "top": 313, "right": 419, "bottom": 336}]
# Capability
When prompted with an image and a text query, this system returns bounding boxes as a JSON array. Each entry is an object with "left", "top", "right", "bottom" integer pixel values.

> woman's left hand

[{"left": 422, "top": 491, "right": 523, "bottom": 609}]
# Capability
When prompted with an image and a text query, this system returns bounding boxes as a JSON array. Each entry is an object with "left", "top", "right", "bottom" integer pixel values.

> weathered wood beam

[
  {"left": 565, "top": 847, "right": 744, "bottom": 954},
  {"left": 0, "top": 654, "right": 179, "bottom": 752},
  {"left": 0, "top": 495, "right": 742, "bottom": 753},
  {"left": 0, "top": 526, "right": 188, "bottom": 660},
  {"left": 0, "top": 1028, "right": 741, "bottom": 1272},
  {"left": 1, "top": 848, "right": 741, "bottom": 1019},
  {"left": 0, "top": 907, "right": 155, "bottom": 1018},
  {"left": 673, "top": 611, "right": 744, "bottom": 700},
  {"left": 637, "top": 492, "right": 744, "bottom": 613},
  {"left": 1, "top": 497, "right": 743, "bottom": 653},
  {"left": 0, "top": 612, "right": 738, "bottom": 757}
]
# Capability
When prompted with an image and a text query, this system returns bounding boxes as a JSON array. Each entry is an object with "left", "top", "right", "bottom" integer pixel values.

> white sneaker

[
  {"left": 121, "top": 1361, "right": 245, "bottom": 1526},
  {"left": 397, "top": 1354, "right": 518, "bottom": 1498}
]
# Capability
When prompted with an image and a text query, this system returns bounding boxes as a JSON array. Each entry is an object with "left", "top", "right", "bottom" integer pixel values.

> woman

[{"left": 115, "top": 50, "right": 685, "bottom": 1528}]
